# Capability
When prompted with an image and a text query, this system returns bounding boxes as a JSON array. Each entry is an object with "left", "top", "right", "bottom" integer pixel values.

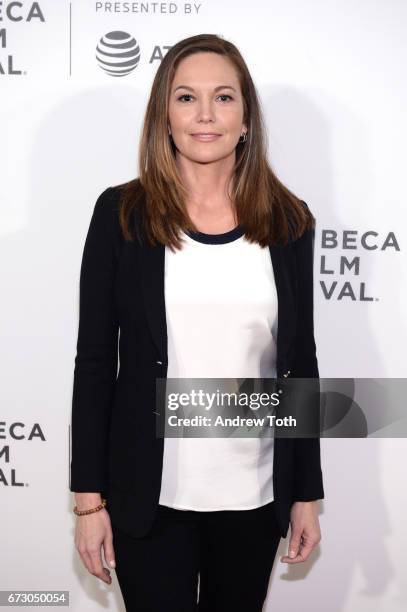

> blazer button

[{"left": 156, "top": 360, "right": 162, "bottom": 365}]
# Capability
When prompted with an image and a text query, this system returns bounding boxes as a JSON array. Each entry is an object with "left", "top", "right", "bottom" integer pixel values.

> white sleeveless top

[{"left": 158, "top": 225, "right": 278, "bottom": 511}]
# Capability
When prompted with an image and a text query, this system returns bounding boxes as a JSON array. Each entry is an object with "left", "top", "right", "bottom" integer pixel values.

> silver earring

[{"left": 238, "top": 131, "right": 248, "bottom": 143}]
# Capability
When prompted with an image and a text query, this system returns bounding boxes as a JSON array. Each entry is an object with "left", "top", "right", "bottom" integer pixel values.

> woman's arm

[
  {"left": 281, "top": 202, "right": 324, "bottom": 565},
  {"left": 70, "top": 187, "right": 119, "bottom": 494},
  {"left": 74, "top": 492, "right": 102, "bottom": 510},
  {"left": 291, "top": 204, "right": 324, "bottom": 502}
]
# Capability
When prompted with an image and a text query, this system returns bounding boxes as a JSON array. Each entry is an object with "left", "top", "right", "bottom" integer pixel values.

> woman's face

[{"left": 168, "top": 52, "right": 247, "bottom": 165}]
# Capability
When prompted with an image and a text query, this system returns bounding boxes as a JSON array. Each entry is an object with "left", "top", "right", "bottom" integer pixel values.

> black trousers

[{"left": 111, "top": 500, "right": 281, "bottom": 612}]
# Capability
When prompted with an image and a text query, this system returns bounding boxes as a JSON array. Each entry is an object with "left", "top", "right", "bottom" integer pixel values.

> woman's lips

[{"left": 190, "top": 134, "right": 222, "bottom": 142}]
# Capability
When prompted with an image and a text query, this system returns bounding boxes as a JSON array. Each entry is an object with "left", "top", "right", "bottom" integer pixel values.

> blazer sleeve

[
  {"left": 291, "top": 202, "right": 324, "bottom": 501},
  {"left": 69, "top": 187, "right": 119, "bottom": 493}
]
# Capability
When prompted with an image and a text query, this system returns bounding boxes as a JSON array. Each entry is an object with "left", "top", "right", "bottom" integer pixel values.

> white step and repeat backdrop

[{"left": 1, "top": 1, "right": 406, "bottom": 610}]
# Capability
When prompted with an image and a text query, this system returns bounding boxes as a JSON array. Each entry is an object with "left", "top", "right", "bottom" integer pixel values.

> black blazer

[{"left": 69, "top": 185, "right": 324, "bottom": 539}]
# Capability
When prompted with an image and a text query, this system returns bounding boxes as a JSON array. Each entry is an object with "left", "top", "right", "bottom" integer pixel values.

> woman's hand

[
  {"left": 75, "top": 508, "right": 116, "bottom": 584},
  {"left": 280, "top": 500, "right": 321, "bottom": 564}
]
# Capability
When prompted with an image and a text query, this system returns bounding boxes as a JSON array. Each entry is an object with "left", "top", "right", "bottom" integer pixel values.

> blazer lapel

[
  {"left": 268, "top": 243, "right": 297, "bottom": 374},
  {"left": 138, "top": 239, "right": 168, "bottom": 364},
  {"left": 138, "top": 236, "right": 297, "bottom": 373}
]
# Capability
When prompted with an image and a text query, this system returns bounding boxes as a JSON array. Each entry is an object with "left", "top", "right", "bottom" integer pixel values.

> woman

[{"left": 70, "top": 33, "right": 324, "bottom": 611}]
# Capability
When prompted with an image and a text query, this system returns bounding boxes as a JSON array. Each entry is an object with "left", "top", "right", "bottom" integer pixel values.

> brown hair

[{"left": 116, "top": 33, "right": 315, "bottom": 250}]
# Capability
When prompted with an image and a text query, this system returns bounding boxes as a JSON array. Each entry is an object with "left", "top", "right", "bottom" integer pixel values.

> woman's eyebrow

[{"left": 173, "top": 85, "right": 237, "bottom": 93}]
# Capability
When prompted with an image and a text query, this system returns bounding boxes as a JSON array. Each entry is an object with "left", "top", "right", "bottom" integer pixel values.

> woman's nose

[{"left": 195, "top": 100, "right": 216, "bottom": 121}]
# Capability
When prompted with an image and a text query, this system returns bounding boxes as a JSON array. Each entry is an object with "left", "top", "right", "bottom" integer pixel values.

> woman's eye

[
  {"left": 177, "top": 94, "right": 233, "bottom": 102},
  {"left": 178, "top": 94, "right": 193, "bottom": 102}
]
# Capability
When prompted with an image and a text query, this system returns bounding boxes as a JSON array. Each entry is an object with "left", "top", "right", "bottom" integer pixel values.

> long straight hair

[{"left": 116, "top": 33, "right": 315, "bottom": 250}]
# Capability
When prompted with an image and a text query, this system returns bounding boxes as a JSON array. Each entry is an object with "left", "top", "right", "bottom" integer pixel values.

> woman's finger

[
  {"left": 103, "top": 533, "right": 116, "bottom": 569},
  {"left": 88, "top": 548, "right": 112, "bottom": 584}
]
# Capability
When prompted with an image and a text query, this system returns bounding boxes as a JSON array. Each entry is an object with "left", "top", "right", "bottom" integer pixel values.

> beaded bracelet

[{"left": 73, "top": 498, "right": 107, "bottom": 516}]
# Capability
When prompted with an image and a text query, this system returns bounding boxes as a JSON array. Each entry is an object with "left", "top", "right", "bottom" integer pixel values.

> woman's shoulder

[
  {"left": 288, "top": 199, "right": 316, "bottom": 245},
  {"left": 97, "top": 178, "right": 146, "bottom": 244},
  {"left": 288, "top": 199, "right": 316, "bottom": 272},
  {"left": 89, "top": 184, "right": 129, "bottom": 250},
  {"left": 94, "top": 179, "right": 141, "bottom": 223},
  {"left": 92, "top": 184, "right": 122, "bottom": 218}
]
